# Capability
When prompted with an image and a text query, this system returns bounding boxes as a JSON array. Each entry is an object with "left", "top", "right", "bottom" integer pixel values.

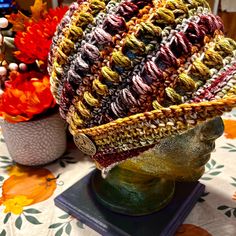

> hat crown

[{"left": 49, "top": 0, "right": 236, "bottom": 169}]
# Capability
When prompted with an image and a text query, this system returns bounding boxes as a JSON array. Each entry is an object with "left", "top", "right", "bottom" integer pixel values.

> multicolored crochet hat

[{"left": 49, "top": 0, "right": 236, "bottom": 171}]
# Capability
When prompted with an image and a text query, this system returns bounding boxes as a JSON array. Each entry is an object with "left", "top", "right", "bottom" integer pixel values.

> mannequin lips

[
  {"left": 189, "top": 152, "right": 212, "bottom": 168},
  {"left": 197, "top": 153, "right": 212, "bottom": 167}
]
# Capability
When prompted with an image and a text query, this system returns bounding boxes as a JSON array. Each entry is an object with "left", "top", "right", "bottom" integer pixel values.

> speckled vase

[{"left": 0, "top": 112, "right": 67, "bottom": 166}]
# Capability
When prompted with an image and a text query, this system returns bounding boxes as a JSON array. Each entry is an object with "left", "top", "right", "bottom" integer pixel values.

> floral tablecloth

[{"left": 0, "top": 112, "right": 236, "bottom": 236}]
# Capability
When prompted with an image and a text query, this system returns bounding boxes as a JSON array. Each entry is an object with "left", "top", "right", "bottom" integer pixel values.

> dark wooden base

[{"left": 55, "top": 170, "right": 205, "bottom": 236}]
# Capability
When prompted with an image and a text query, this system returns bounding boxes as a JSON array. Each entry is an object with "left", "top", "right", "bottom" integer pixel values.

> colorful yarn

[
  {"left": 59, "top": 0, "right": 155, "bottom": 116},
  {"left": 49, "top": 0, "right": 236, "bottom": 171},
  {"left": 65, "top": 2, "right": 212, "bottom": 126},
  {"left": 48, "top": 1, "right": 79, "bottom": 73},
  {"left": 51, "top": 0, "right": 124, "bottom": 100}
]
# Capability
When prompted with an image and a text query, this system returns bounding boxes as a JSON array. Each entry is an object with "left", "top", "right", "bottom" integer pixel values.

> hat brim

[{"left": 71, "top": 96, "right": 236, "bottom": 169}]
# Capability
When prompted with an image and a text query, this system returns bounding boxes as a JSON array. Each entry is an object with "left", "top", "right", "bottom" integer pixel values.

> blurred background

[
  {"left": 1, "top": 0, "right": 236, "bottom": 40},
  {"left": 208, "top": 0, "right": 236, "bottom": 40}
]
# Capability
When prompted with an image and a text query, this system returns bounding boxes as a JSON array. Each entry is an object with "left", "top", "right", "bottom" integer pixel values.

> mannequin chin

[{"left": 119, "top": 117, "right": 224, "bottom": 181}]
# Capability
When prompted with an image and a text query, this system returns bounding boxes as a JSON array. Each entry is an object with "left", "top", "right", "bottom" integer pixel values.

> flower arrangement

[{"left": 0, "top": 0, "right": 68, "bottom": 123}]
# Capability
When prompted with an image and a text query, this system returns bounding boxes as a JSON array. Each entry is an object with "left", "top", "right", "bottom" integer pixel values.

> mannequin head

[
  {"left": 91, "top": 117, "right": 224, "bottom": 215},
  {"left": 119, "top": 117, "right": 224, "bottom": 181}
]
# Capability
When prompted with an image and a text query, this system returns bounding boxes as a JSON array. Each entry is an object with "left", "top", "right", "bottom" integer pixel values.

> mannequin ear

[{"left": 200, "top": 117, "right": 224, "bottom": 141}]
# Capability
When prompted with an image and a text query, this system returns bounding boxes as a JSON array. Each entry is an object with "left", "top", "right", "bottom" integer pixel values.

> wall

[
  {"left": 207, "top": 0, "right": 236, "bottom": 40},
  {"left": 218, "top": 11, "right": 236, "bottom": 40}
]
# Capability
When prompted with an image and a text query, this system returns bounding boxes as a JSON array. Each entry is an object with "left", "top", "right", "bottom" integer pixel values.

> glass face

[{"left": 120, "top": 117, "right": 224, "bottom": 181}]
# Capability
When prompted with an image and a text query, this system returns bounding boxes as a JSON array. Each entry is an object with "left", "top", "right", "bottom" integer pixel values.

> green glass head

[{"left": 120, "top": 117, "right": 224, "bottom": 181}]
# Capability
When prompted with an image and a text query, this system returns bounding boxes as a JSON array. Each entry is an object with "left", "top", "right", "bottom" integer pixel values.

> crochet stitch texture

[{"left": 49, "top": 0, "right": 236, "bottom": 170}]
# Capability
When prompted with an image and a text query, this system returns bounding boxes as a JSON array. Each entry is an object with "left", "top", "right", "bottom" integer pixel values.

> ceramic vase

[{"left": 0, "top": 112, "right": 67, "bottom": 166}]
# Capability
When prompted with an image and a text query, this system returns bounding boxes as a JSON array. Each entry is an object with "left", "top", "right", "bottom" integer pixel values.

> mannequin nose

[{"left": 200, "top": 117, "right": 224, "bottom": 141}]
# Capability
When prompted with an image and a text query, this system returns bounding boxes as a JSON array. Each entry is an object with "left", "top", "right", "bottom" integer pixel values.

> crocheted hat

[{"left": 49, "top": 0, "right": 236, "bottom": 171}]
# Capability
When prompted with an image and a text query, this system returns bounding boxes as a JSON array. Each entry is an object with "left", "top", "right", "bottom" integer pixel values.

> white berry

[
  {"left": 0, "top": 18, "right": 8, "bottom": 29},
  {"left": 0, "top": 66, "right": 7, "bottom": 76},
  {"left": 19, "top": 63, "right": 27, "bottom": 71},
  {"left": 8, "top": 63, "right": 19, "bottom": 71}
]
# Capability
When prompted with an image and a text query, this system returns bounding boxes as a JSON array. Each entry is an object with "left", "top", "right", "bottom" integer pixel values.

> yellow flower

[{"left": 3, "top": 195, "right": 33, "bottom": 215}]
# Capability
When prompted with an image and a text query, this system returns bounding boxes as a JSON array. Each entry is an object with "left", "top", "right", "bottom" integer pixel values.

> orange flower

[
  {"left": 223, "top": 119, "right": 236, "bottom": 139},
  {"left": 14, "top": 6, "right": 68, "bottom": 64},
  {"left": 0, "top": 71, "right": 56, "bottom": 123}
]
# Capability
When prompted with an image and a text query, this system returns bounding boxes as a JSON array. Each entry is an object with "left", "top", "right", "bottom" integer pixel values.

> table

[{"left": 0, "top": 111, "right": 236, "bottom": 236}]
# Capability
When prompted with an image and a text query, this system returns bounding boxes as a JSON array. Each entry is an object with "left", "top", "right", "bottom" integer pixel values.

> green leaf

[
  {"left": 205, "top": 163, "right": 211, "bottom": 169},
  {"left": 0, "top": 176, "right": 4, "bottom": 181},
  {"left": 65, "top": 223, "right": 72, "bottom": 235},
  {"left": 0, "top": 160, "right": 12, "bottom": 164},
  {"left": 0, "top": 156, "right": 9, "bottom": 160},
  {"left": 232, "top": 177, "right": 236, "bottom": 182},
  {"left": 24, "top": 208, "right": 41, "bottom": 214},
  {"left": 198, "top": 192, "right": 209, "bottom": 202},
  {"left": 201, "top": 177, "right": 212, "bottom": 181},
  {"left": 49, "top": 223, "right": 63, "bottom": 229},
  {"left": 59, "top": 161, "right": 66, "bottom": 168},
  {"left": 225, "top": 210, "right": 232, "bottom": 217},
  {"left": 0, "top": 165, "right": 11, "bottom": 169},
  {"left": 15, "top": 216, "right": 22, "bottom": 230},
  {"left": 231, "top": 183, "right": 236, "bottom": 187},
  {"left": 0, "top": 229, "right": 6, "bottom": 236},
  {"left": 216, "top": 165, "right": 224, "bottom": 169},
  {"left": 217, "top": 205, "right": 229, "bottom": 210},
  {"left": 58, "top": 214, "right": 69, "bottom": 219},
  {"left": 0, "top": 138, "right": 5, "bottom": 143},
  {"left": 209, "top": 171, "right": 221, "bottom": 176},
  {"left": 221, "top": 146, "right": 232, "bottom": 149},
  {"left": 198, "top": 198, "right": 205, "bottom": 203},
  {"left": 76, "top": 221, "right": 84, "bottom": 229},
  {"left": 25, "top": 215, "right": 42, "bottom": 224},
  {"left": 4, "top": 213, "right": 11, "bottom": 224},
  {"left": 201, "top": 192, "right": 209, "bottom": 197},
  {"left": 233, "top": 209, "right": 236, "bottom": 218},
  {"left": 55, "top": 227, "right": 63, "bottom": 236},
  {"left": 226, "top": 143, "right": 236, "bottom": 148},
  {"left": 211, "top": 159, "right": 216, "bottom": 166},
  {"left": 229, "top": 150, "right": 236, "bottom": 152}
]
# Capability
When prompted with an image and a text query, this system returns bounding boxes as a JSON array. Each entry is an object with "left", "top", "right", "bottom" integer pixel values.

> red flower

[
  {"left": 0, "top": 71, "right": 56, "bottom": 123},
  {"left": 14, "top": 6, "right": 68, "bottom": 64}
]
